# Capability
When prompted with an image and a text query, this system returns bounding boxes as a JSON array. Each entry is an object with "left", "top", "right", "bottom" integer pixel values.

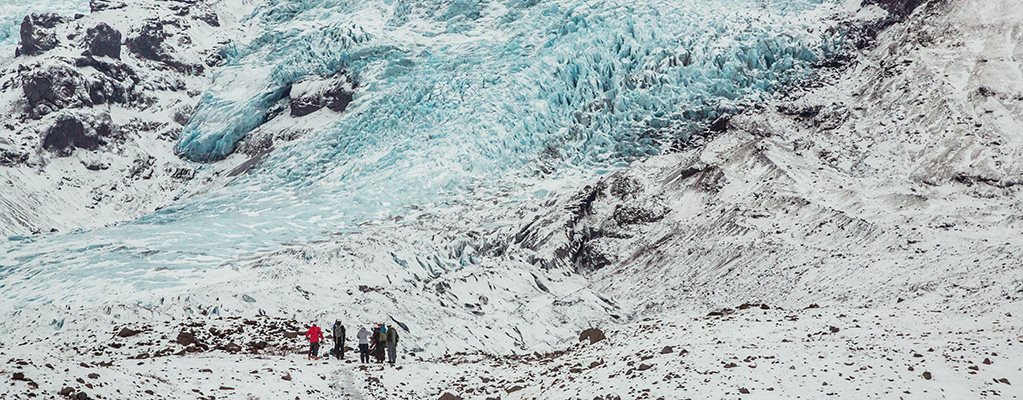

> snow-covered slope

[
  {"left": 0, "top": 0, "right": 265, "bottom": 236},
  {"left": 1, "top": 0, "right": 1021, "bottom": 399}
]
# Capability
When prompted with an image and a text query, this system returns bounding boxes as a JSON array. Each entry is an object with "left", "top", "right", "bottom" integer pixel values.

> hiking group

[{"left": 305, "top": 321, "right": 400, "bottom": 364}]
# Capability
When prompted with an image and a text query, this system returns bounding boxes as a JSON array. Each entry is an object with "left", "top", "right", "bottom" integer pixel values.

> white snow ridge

[{"left": 1, "top": 0, "right": 1022, "bottom": 399}]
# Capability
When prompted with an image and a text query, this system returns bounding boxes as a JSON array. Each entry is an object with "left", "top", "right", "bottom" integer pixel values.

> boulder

[
  {"left": 578, "top": 327, "right": 606, "bottom": 344},
  {"left": 86, "top": 23, "right": 122, "bottom": 59},
  {"left": 16, "top": 14, "right": 65, "bottom": 57},
  {"left": 175, "top": 331, "right": 196, "bottom": 346},
  {"left": 438, "top": 393, "right": 463, "bottom": 400},
  {"left": 116, "top": 327, "right": 142, "bottom": 338},
  {"left": 708, "top": 114, "right": 730, "bottom": 132}
]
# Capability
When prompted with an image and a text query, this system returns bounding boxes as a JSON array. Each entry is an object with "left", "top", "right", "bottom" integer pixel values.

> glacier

[{"left": 1, "top": 0, "right": 846, "bottom": 308}]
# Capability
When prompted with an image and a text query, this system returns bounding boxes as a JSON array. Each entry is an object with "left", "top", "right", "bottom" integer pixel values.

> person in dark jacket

[
  {"left": 372, "top": 324, "right": 386, "bottom": 363},
  {"left": 385, "top": 324, "right": 399, "bottom": 364},
  {"left": 331, "top": 320, "right": 346, "bottom": 360}
]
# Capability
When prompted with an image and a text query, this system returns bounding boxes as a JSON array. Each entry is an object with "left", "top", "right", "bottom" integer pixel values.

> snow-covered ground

[{"left": 2, "top": 0, "right": 1022, "bottom": 398}]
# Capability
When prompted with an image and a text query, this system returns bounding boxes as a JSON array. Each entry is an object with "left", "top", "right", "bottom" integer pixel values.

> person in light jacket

[{"left": 356, "top": 326, "right": 371, "bottom": 364}]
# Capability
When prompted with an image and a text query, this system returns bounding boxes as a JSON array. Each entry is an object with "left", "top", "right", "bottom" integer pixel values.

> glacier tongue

[
  {"left": 1, "top": 0, "right": 847, "bottom": 315},
  {"left": 169, "top": 0, "right": 842, "bottom": 245}
]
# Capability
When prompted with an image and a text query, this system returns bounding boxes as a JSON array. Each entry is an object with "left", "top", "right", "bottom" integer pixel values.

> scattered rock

[
  {"left": 739, "top": 387, "right": 751, "bottom": 395},
  {"left": 922, "top": 371, "right": 932, "bottom": 380},
  {"left": 660, "top": 346, "right": 673, "bottom": 354},
  {"left": 281, "top": 373, "right": 292, "bottom": 381},
  {"left": 637, "top": 363, "right": 653, "bottom": 371},
  {"left": 505, "top": 385, "right": 525, "bottom": 393},
  {"left": 87, "top": 373, "right": 99, "bottom": 379},
  {"left": 59, "top": 387, "right": 75, "bottom": 397},
  {"left": 12, "top": 372, "right": 27, "bottom": 381}
]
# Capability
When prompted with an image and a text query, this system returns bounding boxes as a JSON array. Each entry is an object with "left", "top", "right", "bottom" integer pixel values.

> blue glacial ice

[{"left": 2, "top": 0, "right": 844, "bottom": 304}]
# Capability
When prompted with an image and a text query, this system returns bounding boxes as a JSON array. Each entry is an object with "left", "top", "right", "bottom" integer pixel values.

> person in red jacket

[{"left": 305, "top": 323, "right": 325, "bottom": 360}]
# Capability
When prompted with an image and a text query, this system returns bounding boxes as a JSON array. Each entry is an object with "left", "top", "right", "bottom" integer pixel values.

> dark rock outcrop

[
  {"left": 864, "top": 0, "right": 928, "bottom": 18},
  {"left": 22, "top": 64, "right": 91, "bottom": 118},
  {"left": 22, "top": 60, "right": 139, "bottom": 118},
  {"left": 90, "top": 0, "right": 127, "bottom": 13},
  {"left": 16, "top": 14, "right": 65, "bottom": 57},
  {"left": 126, "top": 20, "right": 168, "bottom": 62},
  {"left": 289, "top": 74, "right": 355, "bottom": 117},
  {"left": 127, "top": 19, "right": 202, "bottom": 74},
  {"left": 41, "top": 113, "right": 114, "bottom": 156},
  {"left": 86, "top": 23, "right": 122, "bottom": 59}
]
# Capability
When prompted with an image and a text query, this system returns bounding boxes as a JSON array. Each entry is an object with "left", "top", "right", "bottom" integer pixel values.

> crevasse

[{"left": 2, "top": 0, "right": 843, "bottom": 305}]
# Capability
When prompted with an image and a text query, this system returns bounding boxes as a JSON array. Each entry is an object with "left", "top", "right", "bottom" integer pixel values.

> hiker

[
  {"left": 385, "top": 323, "right": 399, "bottom": 364},
  {"left": 357, "top": 326, "right": 371, "bottom": 364},
  {"left": 305, "top": 322, "right": 324, "bottom": 360},
  {"left": 373, "top": 324, "right": 386, "bottom": 363},
  {"left": 331, "top": 320, "right": 346, "bottom": 360}
]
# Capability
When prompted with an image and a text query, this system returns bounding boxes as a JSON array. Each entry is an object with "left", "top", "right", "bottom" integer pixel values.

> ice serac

[{"left": 176, "top": 65, "right": 288, "bottom": 161}]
